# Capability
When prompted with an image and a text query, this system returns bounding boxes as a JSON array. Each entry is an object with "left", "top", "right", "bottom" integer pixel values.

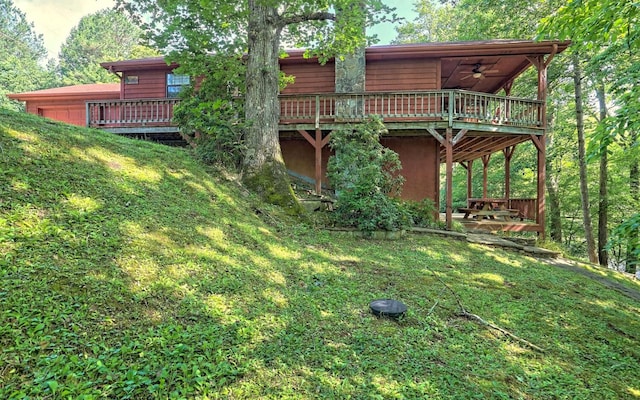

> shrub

[
  {"left": 171, "top": 55, "right": 246, "bottom": 170},
  {"left": 327, "top": 117, "right": 408, "bottom": 232},
  {"left": 401, "top": 198, "right": 438, "bottom": 227}
]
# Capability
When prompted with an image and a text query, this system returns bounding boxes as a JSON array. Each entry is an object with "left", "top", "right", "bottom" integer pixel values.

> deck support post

[
  {"left": 297, "top": 129, "right": 332, "bottom": 194},
  {"left": 481, "top": 154, "right": 491, "bottom": 199},
  {"left": 460, "top": 160, "right": 473, "bottom": 205},
  {"left": 467, "top": 159, "right": 473, "bottom": 203},
  {"left": 314, "top": 128, "right": 323, "bottom": 194},
  {"left": 531, "top": 135, "right": 546, "bottom": 239},
  {"left": 503, "top": 146, "right": 516, "bottom": 205},
  {"left": 527, "top": 45, "right": 555, "bottom": 238},
  {"left": 445, "top": 128, "right": 453, "bottom": 230}
]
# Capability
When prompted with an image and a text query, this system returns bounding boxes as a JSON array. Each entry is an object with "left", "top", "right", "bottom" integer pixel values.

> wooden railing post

[
  {"left": 448, "top": 91, "right": 454, "bottom": 127},
  {"left": 315, "top": 95, "right": 320, "bottom": 129}
]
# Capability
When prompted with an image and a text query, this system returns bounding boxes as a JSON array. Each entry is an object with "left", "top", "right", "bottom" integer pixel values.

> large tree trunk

[
  {"left": 573, "top": 55, "right": 598, "bottom": 263},
  {"left": 595, "top": 82, "right": 608, "bottom": 267},
  {"left": 243, "top": 1, "right": 302, "bottom": 214}
]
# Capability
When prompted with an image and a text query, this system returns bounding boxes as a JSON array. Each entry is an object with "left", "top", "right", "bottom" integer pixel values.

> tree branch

[
  {"left": 280, "top": 11, "right": 335, "bottom": 27},
  {"left": 425, "top": 265, "right": 546, "bottom": 353}
]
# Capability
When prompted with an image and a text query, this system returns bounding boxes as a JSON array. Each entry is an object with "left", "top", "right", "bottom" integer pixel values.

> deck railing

[
  {"left": 85, "top": 90, "right": 543, "bottom": 130},
  {"left": 508, "top": 198, "right": 538, "bottom": 221},
  {"left": 86, "top": 99, "right": 179, "bottom": 128},
  {"left": 279, "top": 90, "right": 544, "bottom": 129}
]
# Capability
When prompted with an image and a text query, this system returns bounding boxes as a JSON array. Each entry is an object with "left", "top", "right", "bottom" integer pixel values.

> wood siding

[
  {"left": 280, "top": 62, "right": 335, "bottom": 94},
  {"left": 280, "top": 137, "right": 332, "bottom": 186},
  {"left": 381, "top": 136, "right": 440, "bottom": 202},
  {"left": 280, "top": 133, "right": 440, "bottom": 203},
  {"left": 123, "top": 70, "right": 169, "bottom": 99},
  {"left": 24, "top": 94, "right": 119, "bottom": 126},
  {"left": 366, "top": 59, "right": 440, "bottom": 91}
]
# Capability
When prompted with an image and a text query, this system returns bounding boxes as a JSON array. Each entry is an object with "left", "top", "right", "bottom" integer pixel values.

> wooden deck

[
  {"left": 445, "top": 213, "right": 541, "bottom": 233},
  {"left": 85, "top": 90, "right": 544, "bottom": 134},
  {"left": 278, "top": 90, "right": 544, "bottom": 134}
]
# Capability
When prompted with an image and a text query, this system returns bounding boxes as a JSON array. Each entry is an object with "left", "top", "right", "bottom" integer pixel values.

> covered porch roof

[{"left": 282, "top": 39, "right": 571, "bottom": 94}]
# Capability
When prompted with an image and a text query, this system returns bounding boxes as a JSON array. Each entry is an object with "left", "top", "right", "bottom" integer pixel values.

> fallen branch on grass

[{"left": 425, "top": 265, "right": 546, "bottom": 353}]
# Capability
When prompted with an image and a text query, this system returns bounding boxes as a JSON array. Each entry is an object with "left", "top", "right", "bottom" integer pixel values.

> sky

[
  {"left": 14, "top": 0, "right": 116, "bottom": 59},
  {"left": 14, "top": 0, "right": 417, "bottom": 60}
]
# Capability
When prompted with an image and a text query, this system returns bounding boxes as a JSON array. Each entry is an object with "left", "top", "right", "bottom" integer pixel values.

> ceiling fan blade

[
  {"left": 460, "top": 74, "right": 474, "bottom": 81},
  {"left": 483, "top": 69, "right": 500, "bottom": 73}
]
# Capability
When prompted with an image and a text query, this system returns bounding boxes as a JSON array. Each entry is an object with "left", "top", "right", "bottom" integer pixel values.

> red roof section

[
  {"left": 8, "top": 83, "right": 120, "bottom": 100},
  {"left": 101, "top": 57, "right": 177, "bottom": 72}
]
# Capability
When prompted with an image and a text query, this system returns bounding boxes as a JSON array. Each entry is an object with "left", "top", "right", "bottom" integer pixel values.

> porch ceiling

[
  {"left": 365, "top": 39, "right": 571, "bottom": 95},
  {"left": 440, "top": 56, "right": 532, "bottom": 94},
  {"left": 439, "top": 134, "right": 532, "bottom": 163}
]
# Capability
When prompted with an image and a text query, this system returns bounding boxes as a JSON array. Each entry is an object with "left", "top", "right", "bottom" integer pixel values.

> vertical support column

[
  {"left": 537, "top": 55, "right": 548, "bottom": 239},
  {"left": 528, "top": 48, "right": 555, "bottom": 239},
  {"left": 481, "top": 154, "right": 491, "bottom": 199},
  {"left": 297, "top": 129, "right": 331, "bottom": 195},
  {"left": 467, "top": 159, "right": 474, "bottom": 204},
  {"left": 445, "top": 128, "right": 453, "bottom": 230},
  {"left": 537, "top": 138, "right": 546, "bottom": 239},
  {"left": 503, "top": 146, "right": 516, "bottom": 204},
  {"left": 315, "top": 128, "right": 323, "bottom": 194}
]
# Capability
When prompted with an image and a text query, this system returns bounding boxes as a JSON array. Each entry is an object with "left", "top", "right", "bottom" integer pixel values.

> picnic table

[{"left": 458, "top": 198, "right": 520, "bottom": 221}]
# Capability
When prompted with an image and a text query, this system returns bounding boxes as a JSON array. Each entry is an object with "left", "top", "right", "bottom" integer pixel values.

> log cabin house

[{"left": 8, "top": 39, "right": 570, "bottom": 237}]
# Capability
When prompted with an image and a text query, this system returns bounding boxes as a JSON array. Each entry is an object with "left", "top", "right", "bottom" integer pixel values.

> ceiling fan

[{"left": 460, "top": 63, "right": 500, "bottom": 80}]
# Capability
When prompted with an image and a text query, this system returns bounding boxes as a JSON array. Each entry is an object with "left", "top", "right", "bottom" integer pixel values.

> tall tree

[
  {"left": 0, "top": 0, "right": 52, "bottom": 110},
  {"left": 540, "top": 0, "right": 639, "bottom": 269},
  {"left": 595, "top": 81, "right": 608, "bottom": 266},
  {"left": 58, "top": 8, "right": 158, "bottom": 85},
  {"left": 119, "top": 0, "right": 394, "bottom": 210},
  {"left": 572, "top": 55, "right": 598, "bottom": 263}
]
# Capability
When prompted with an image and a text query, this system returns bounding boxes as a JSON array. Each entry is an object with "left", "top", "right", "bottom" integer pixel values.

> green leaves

[
  {"left": 2, "top": 108, "right": 640, "bottom": 398},
  {"left": 0, "top": 0, "right": 52, "bottom": 110},
  {"left": 327, "top": 117, "right": 408, "bottom": 232},
  {"left": 57, "top": 8, "right": 159, "bottom": 85}
]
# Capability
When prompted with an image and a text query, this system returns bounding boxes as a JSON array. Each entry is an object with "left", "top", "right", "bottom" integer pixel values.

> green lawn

[{"left": 1, "top": 108, "right": 639, "bottom": 399}]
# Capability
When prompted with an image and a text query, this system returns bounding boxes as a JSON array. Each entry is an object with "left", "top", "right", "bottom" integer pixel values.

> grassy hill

[{"left": 1, "top": 108, "right": 639, "bottom": 399}]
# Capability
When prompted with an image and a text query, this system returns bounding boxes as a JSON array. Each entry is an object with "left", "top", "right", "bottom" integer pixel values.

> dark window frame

[{"left": 166, "top": 73, "right": 190, "bottom": 98}]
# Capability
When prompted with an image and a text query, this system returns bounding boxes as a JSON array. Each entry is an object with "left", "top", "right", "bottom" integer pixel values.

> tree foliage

[
  {"left": 539, "top": 0, "right": 640, "bottom": 270},
  {"left": 327, "top": 117, "right": 408, "bottom": 232},
  {"left": 0, "top": 0, "right": 52, "bottom": 110},
  {"left": 118, "top": 0, "right": 395, "bottom": 210},
  {"left": 58, "top": 8, "right": 159, "bottom": 85}
]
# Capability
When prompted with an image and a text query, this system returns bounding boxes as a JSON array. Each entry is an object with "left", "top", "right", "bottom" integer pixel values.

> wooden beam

[
  {"left": 467, "top": 159, "right": 474, "bottom": 202},
  {"left": 481, "top": 154, "right": 491, "bottom": 198},
  {"left": 530, "top": 134, "right": 543, "bottom": 151},
  {"left": 427, "top": 127, "right": 446, "bottom": 145},
  {"left": 537, "top": 135, "right": 546, "bottom": 240},
  {"left": 452, "top": 128, "right": 468, "bottom": 146},
  {"left": 503, "top": 145, "right": 516, "bottom": 203},
  {"left": 315, "top": 128, "right": 323, "bottom": 194},
  {"left": 445, "top": 128, "right": 453, "bottom": 230},
  {"left": 297, "top": 129, "right": 316, "bottom": 147},
  {"left": 297, "top": 129, "right": 330, "bottom": 195},
  {"left": 441, "top": 135, "right": 529, "bottom": 163},
  {"left": 320, "top": 131, "right": 333, "bottom": 148}
]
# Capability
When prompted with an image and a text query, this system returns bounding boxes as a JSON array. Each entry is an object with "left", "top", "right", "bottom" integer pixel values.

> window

[
  {"left": 166, "top": 73, "right": 190, "bottom": 98},
  {"left": 125, "top": 75, "right": 139, "bottom": 85}
]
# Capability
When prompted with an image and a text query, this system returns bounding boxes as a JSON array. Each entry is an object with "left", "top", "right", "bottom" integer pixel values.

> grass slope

[{"left": 1, "top": 108, "right": 640, "bottom": 399}]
